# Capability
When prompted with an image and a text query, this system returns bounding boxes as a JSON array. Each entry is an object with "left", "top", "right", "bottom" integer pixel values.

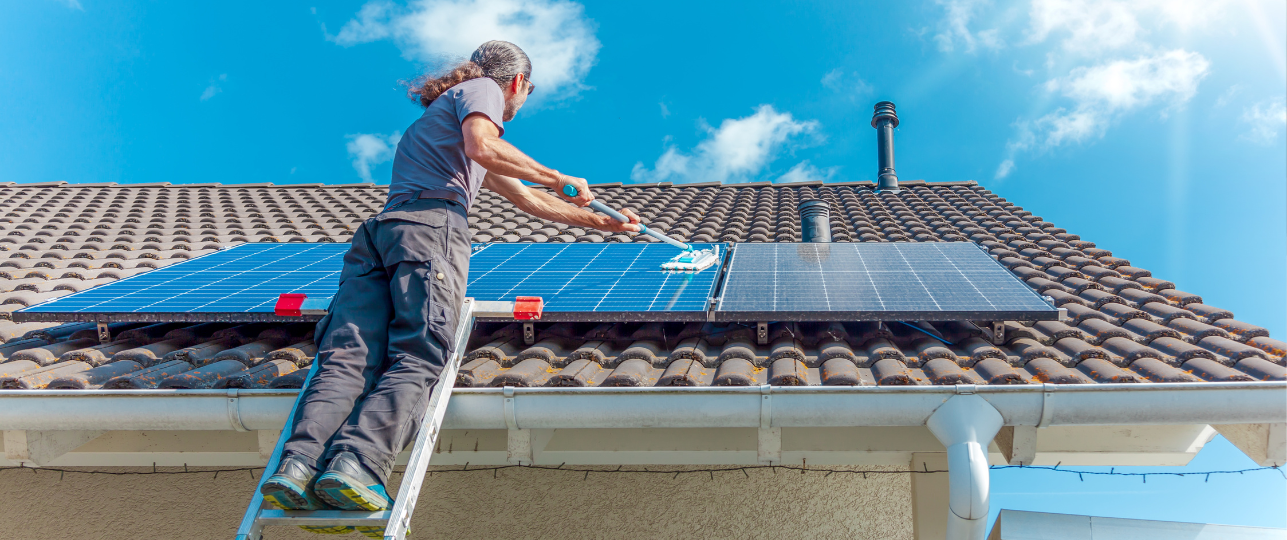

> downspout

[{"left": 926, "top": 392, "right": 1004, "bottom": 540}]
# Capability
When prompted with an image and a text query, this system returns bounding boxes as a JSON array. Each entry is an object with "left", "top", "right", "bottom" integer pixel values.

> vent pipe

[
  {"left": 871, "top": 101, "right": 900, "bottom": 193},
  {"left": 798, "top": 200, "right": 832, "bottom": 243}
]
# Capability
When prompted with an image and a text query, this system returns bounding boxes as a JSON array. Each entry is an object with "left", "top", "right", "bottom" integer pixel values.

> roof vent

[
  {"left": 871, "top": 101, "right": 900, "bottom": 194},
  {"left": 798, "top": 200, "right": 832, "bottom": 243}
]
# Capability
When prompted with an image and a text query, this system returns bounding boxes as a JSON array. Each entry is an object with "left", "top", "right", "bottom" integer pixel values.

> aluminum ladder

[{"left": 235, "top": 298, "right": 529, "bottom": 539}]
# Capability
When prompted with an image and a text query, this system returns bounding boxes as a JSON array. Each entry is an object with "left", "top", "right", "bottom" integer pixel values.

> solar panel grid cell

[
  {"left": 22, "top": 243, "right": 349, "bottom": 319},
  {"left": 465, "top": 242, "right": 725, "bottom": 321},
  {"left": 715, "top": 242, "right": 1059, "bottom": 321}
]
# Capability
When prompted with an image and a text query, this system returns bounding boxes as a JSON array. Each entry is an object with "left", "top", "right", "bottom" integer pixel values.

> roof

[{"left": 0, "top": 180, "right": 1282, "bottom": 391}]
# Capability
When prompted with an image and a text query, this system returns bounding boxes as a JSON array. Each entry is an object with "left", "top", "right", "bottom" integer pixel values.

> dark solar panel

[
  {"left": 17, "top": 241, "right": 726, "bottom": 323},
  {"left": 714, "top": 242, "right": 1058, "bottom": 321},
  {"left": 17, "top": 243, "right": 349, "bottom": 322},
  {"left": 466, "top": 242, "right": 725, "bottom": 321}
]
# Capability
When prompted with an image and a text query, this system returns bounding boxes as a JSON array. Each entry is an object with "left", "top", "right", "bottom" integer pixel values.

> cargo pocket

[{"left": 425, "top": 256, "right": 461, "bottom": 353}]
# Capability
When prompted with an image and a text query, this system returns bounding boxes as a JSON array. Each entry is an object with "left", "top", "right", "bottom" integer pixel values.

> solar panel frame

[
  {"left": 15, "top": 241, "right": 730, "bottom": 324},
  {"left": 713, "top": 242, "right": 1059, "bottom": 322}
]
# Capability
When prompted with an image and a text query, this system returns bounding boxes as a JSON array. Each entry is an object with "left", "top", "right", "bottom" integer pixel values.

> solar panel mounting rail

[{"left": 235, "top": 297, "right": 522, "bottom": 540}]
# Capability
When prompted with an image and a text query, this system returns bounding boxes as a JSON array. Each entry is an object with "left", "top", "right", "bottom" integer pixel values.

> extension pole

[{"left": 562, "top": 185, "right": 691, "bottom": 251}]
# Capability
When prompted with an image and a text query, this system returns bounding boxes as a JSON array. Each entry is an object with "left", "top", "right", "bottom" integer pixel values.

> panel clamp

[
  {"left": 513, "top": 296, "right": 544, "bottom": 320},
  {"left": 274, "top": 294, "right": 330, "bottom": 317}
]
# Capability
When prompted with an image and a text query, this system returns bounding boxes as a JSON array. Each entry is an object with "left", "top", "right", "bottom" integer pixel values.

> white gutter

[
  {"left": 0, "top": 382, "right": 1281, "bottom": 431},
  {"left": 3, "top": 383, "right": 1281, "bottom": 540}
]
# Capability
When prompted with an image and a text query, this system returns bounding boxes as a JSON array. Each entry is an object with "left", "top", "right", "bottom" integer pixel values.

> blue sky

[{"left": 3, "top": 0, "right": 1285, "bottom": 530}]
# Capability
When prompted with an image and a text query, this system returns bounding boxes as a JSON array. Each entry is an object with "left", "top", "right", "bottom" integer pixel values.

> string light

[{"left": 1, "top": 463, "right": 1280, "bottom": 482}]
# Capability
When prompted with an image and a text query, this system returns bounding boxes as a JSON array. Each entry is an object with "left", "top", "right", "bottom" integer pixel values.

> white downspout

[{"left": 926, "top": 392, "right": 1004, "bottom": 540}]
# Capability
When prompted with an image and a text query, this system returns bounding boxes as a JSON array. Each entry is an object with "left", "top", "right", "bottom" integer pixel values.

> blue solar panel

[
  {"left": 466, "top": 242, "right": 725, "bottom": 321},
  {"left": 17, "top": 241, "right": 726, "bottom": 322},
  {"left": 19, "top": 243, "right": 349, "bottom": 321},
  {"left": 715, "top": 242, "right": 1059, "bottom": 322}
]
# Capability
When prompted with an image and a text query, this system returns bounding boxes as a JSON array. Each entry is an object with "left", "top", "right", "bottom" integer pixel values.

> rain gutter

[{"left": 0, "top": 382, "right": 1280, "bottom": 432}]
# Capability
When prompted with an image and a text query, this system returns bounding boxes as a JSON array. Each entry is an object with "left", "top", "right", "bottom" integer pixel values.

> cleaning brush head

[{"left": 661, "top": 246, "right": 719, "bottom": 272}]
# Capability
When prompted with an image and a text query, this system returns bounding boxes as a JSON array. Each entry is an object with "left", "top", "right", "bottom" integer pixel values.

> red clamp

[
  {"left": 513, "top": 296, "right": 544, "bottom": 320},
  {"left": 275, "top": 293, "right": 307, "bottom": 317}
]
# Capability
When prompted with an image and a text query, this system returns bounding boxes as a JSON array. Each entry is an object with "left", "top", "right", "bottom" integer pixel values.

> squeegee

[{"left": 562, "top": 185, "right": 718, "bottom": 272}]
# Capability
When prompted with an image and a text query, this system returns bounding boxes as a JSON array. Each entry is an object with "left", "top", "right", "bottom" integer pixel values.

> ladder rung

[{"left": 256, "top": 509, "right": 391, "bottom": 526}]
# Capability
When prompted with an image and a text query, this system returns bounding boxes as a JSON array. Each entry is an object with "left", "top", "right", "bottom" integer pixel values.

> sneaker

[
  {"left": 313, "top": 452, "right": 392, "bottom": 512},
  {"left": 260, "top": 455, "right": 352, "bottom": 535}
]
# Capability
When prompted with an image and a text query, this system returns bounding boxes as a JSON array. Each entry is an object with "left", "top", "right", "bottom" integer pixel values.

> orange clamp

[{"left": 513, "top": 296, "right": 544, "bottom": 320}]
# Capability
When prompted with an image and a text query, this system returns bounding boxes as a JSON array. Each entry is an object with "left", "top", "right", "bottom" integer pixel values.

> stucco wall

[{"left": 0, "top": 465, "right": 913, "bottom": 539}]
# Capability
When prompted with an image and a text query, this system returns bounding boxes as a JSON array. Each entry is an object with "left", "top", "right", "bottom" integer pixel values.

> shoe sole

[
  {"left": 261, "top": 476, "right": 322, "bottom": 510},
  {"left": 314, "top": 472, "right": 391, "bottom": 512},
  {"left": 262, "top": 476, "right": 352, "bottom": 535}
]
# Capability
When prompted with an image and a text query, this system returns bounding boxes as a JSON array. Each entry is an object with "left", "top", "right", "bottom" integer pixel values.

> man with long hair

[{"left": 258, "top": 40, "right": 640, "bottom": 532}]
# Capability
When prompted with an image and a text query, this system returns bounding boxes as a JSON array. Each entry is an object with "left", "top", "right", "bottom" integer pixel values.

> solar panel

[
  {"left": 17, "top": 243, "right": 350, "bottom": 322},
  {"left": 466, "top": 242, "right": 725, "bottom": 321},
  {"left": 714, "top": 242, "right": 1059, "bottom": 322},
  {"left": 16, "top": 241, "right": 727, "bottom": 323}
]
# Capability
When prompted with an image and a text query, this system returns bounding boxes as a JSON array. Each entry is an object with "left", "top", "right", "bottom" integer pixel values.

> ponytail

[
  {"left": 404, "top": 41, "right": 531, "bottom": 108},
  {"left": 405, "top": 61, "right": 485, "bottom": 108}
]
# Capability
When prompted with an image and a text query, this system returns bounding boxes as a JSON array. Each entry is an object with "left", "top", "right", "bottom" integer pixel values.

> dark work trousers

[{"left": 280, "top": 198, "right": 470, "bottom": 487}]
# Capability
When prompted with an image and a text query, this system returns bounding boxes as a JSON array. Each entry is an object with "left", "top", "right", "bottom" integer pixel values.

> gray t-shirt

[{"left": 389, "top": 77, "right": 506, "bottom": 208}]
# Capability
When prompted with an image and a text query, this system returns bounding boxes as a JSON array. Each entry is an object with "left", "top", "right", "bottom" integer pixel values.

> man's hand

[
  {"left": 555, "top": 175, "right": 594, "bottom": 207},
  {"left": 592, "top": 207, "right": 642, "bottom": 233}
]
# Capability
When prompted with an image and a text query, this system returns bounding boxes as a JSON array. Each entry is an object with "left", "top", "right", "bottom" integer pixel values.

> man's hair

[{"left": 405, "top": 41, "right": 532, "bottom": 108}]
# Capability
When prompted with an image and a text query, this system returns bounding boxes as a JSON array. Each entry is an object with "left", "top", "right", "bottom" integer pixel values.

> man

[{"left": 259, "top": 40, "right": 641, "bottom": 526}]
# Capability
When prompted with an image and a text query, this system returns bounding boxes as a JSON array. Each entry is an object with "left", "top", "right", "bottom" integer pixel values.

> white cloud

[
  {"left": 1030, "top": 50, "right": 1210, "bottom": 146},
  {"left": 332, "top": 0, "right": 599, "bottom": 99},
  {"left": 200, "top": 74, "right": 227, "bottom": 102},
  {"left": 334, "top": 1, "right": 397, "bottom": 44},
  {"left": 929, "top": 0, "right": 1226, "bottom": 176},
  {"left": 777, "top": 161, "right": 838, "bottom": 184},
  {"left": 1056, "top": 49, "right": 1209, "bottom": 109},
  {"left": 346, "top": 132, "right": 403, "bottom": 182},
  {"left": 994, "top": 159, "right": 1015, "bottom": 179},
  {"left": 821, "top": 69, "right": 875, "bottom": 96},
  {"left": 1214, "top": 84, "right": 1242, "bottom": 109},
  {"left": 659, "top": 102, "right": 670, "bottom": 119},
  {"left": 52, "top": 0, "right": 83, "bottom": 10},
  {"left": 1026, "top": 0, "right": 1142, "bottom": 56},
  {"left": 631, "top": 105, "right": 823, "bottom": 184},
  {"left": 934, "top": 0, "right": 1003, "bottom": 53},
  {"left": 998, "top": 49, "right": 1209, "bottom": 174},
  {"left": 1026, "top": 0, "right": 1226, "bottom": 57},
  {"left": 1240, "top": 99, "right": 1287, "bottom": 145}
]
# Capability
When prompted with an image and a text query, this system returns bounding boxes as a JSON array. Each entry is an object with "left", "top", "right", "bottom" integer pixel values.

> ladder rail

[
  {"left": 234, "top": 343, "right": 322, "bottom": 540},
  {"left": 235, "top": 298, "right": 480, "bottom": 540},
  {"left": 381, "top": 298, "right": 474, "bottom": 539}
]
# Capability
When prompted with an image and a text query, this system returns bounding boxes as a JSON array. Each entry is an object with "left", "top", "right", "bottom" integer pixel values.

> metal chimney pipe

[
  {"left": 871, "top": 101, "right": 900, "bottom": 193},
  {"left": 798, "top": 200, "right": 832, "bottom": 243}
]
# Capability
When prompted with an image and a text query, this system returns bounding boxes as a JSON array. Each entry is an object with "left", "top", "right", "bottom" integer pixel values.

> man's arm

[
  {"left": 462, "top": 114, "right": 593, "bottom": 206},
  {"left": 483, "top": 172, "right": 641, "bottom": 233}
]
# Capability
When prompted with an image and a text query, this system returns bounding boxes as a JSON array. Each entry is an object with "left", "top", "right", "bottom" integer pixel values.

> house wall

[{"left": 0, "top": 464, "right": 914, "bottom": 539}]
